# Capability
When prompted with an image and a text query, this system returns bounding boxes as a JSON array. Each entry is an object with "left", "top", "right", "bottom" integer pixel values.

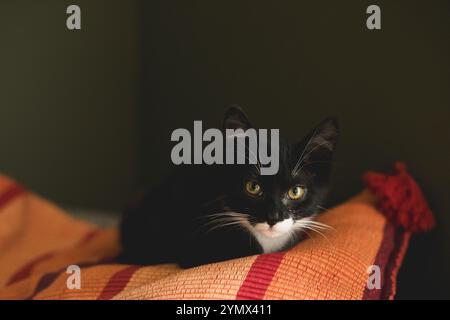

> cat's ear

[
  {"left": 223, "top": 105, "right": 253, "bottom": 130},
  {"left": 294, "top": 117, "right": 339, "bottom": 168}
]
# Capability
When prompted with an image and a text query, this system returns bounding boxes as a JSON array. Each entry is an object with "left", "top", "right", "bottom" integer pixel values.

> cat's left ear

[
  {"left": 223, "top": 105, "right": 253, "bottom": 130},
  {"left": 295, "top": 117, "right": 339, "bottom": 165}
]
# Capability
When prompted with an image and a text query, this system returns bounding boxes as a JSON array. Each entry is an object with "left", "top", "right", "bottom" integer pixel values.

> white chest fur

[{"left": 252, "top": 231, "right": 293, "bottom": 253}]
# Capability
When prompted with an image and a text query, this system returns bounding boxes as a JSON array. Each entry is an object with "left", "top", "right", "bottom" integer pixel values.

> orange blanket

[{"left": 0, "top": 174, "right": 417, "bottom": 300}]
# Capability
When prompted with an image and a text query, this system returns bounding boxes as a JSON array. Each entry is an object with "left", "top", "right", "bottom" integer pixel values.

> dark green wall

[
  {"left": 139, "top": 1, "right": 450, "bottom": 298},
  {"left": 0, "top": 1, "right": 140, "bottom": 210},
  {"left": 0, "top": 0, "right": 449, "bottom": 298}
]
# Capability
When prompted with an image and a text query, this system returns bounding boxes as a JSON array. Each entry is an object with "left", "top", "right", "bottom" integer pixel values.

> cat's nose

[
  {"left": 267, "top": 211, "right": 283, "bottom": 227},
  {"left": 266, "top": 219, "right": 279, "bottom": 227}
]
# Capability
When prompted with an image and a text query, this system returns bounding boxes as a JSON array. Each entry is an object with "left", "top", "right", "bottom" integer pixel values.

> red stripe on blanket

[
  {"left": 77, "top": 230, "right": 101, "bottom": 246},
  {"left": 7, "top": 252, "right": 55, "bottom": 286},
  {"left": 26, "top": 256, "right": 118, "bottom": 300},
  {"left": 236, "top": 252, "right": 285, "bottom": 300},
  {"left": 363, "top": 222, "right": 394, "bottom": 300},
  {"left": 97, "top": 266, "right": 141, "bottom": 300},
  {"left": 7, "top": 230, "right": 100, "bottom": 286},
  {"left": 384, "top": 232, "right": 411, "bottom": 300},
  {"left": 362, "top": 222, "right": 410, "bottom": 300},
  {"left": 0, "top": 183, "right": 26, "bottom": 211}
]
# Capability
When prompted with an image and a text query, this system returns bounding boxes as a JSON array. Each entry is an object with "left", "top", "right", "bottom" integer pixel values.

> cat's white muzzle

[{"left": 253, "top": 218, "right": 294, "bottom": 238}]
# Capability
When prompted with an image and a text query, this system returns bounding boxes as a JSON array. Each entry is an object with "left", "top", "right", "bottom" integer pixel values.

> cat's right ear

[
  {"left": 223, "top": 105, "right": 253, "bottom": 130},
  {"left": 294, "top": 117, "right": 339, "bottom": 166}
]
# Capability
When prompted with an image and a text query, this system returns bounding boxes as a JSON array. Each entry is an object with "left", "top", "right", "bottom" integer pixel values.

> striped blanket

[{"left": 0, "top": 168, "right": 427, "bottom": 300}]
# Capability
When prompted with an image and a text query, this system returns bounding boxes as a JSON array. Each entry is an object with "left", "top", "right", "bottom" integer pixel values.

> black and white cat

[{"left": 119, "top": 106, "right": 338, "bottom": 268}]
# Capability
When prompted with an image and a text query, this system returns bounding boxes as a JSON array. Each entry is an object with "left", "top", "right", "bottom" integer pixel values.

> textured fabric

[
  {"left": 0, "top": 175, "right": 409, "bottom": 300},
  {"left": 364, "top": 162, "right": 435, "bottom": 232}
]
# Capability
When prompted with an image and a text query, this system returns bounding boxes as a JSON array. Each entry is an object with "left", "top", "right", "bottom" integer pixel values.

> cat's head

[{"left": 220, "top": 105, "right": 339, "bottom": 252}]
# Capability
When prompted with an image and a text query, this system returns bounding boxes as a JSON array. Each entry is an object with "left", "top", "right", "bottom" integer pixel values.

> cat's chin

[{"left": 257, "top": 229, "right": 288, "bottom": 239}]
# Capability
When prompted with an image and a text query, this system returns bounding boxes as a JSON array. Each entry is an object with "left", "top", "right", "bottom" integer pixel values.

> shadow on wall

[{"left": 0, "top": 1, "right": 141, "bottom": 210}]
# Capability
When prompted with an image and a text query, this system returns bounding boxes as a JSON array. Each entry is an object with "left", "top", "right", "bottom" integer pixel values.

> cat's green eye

[
  {"left": 287, "top": 186, "right": 306, "bottom": 200},
  {"left": 244, "top": 181, "right": 263, "bottom": 197}
]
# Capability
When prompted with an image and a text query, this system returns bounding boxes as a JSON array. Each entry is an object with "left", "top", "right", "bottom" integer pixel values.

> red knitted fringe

[{"left": 363, "top": 162, "right": 435, "bottom": 233}]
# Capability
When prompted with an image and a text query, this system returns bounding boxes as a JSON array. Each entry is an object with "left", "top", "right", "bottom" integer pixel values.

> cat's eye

[
  {"left": 244, "top": 181, "right": 263, "bottom": 197},
  {"left": 287, "top": 186, "right": 306, "bottom": 200}
]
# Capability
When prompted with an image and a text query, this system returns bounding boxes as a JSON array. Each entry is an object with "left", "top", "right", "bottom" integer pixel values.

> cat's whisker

[
  {"left": 232, "top": 137, "right": 261, "bottom": 174},
  {"left": 202, "top": 216, "right": 246, "bottom": 226},
  {"left": 295, "top": 216, "right": 334, "bottom": 230},
  {"left": 207, "top": 220, "right": 243, "bottom": 230},
  {"left": 204, "top": 218, "right": 248, "bottom": 227},
  {"left": 235, "top": 151, "right": 260, "bottom": 174},
  {"left": 201, "top": 211, "right": 250, "bottom": 218},
  {"left": 288, "top": 229, "right": 300, "bottom": 246},
  {"left": 200, "top": 195, "right": 228, "bottom": 208},
  {"left": 301, "top": 229, "right": 315, "bottom": 242},
  {"left": 205, "top": 219, "right": 248, "bottom": 233},
  {"left": 302, "top": 220, "right": 335, "bottom": 231},
  {"left": 301, "top": 225, "right": 326, "bottom": 238},
  {"left": 200, "top": 212, "right": 250, "bottom": 233},
  {"left": 316, "top": 205, "right": 330, "bottom": 212},
  {"left": 296, "top": 224, "right": 334, "bottom": 237},
  {"left": 202, "top": 213, "right": 250, "bottom": 222},
  {"left": 292, "top": 217, "right": 334, "bottom": 245},
  {"left": 300, "top": 225, "right": 332, "bottom": 244},
  {"left": 204, "top": 214, "right": 247, "bottom": 219},
  {"left": 292, "top": 127, "right": 319, "bottom": 174},
  {"left": 293, "top": 141, "right": 335, "bottom": 175}
]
